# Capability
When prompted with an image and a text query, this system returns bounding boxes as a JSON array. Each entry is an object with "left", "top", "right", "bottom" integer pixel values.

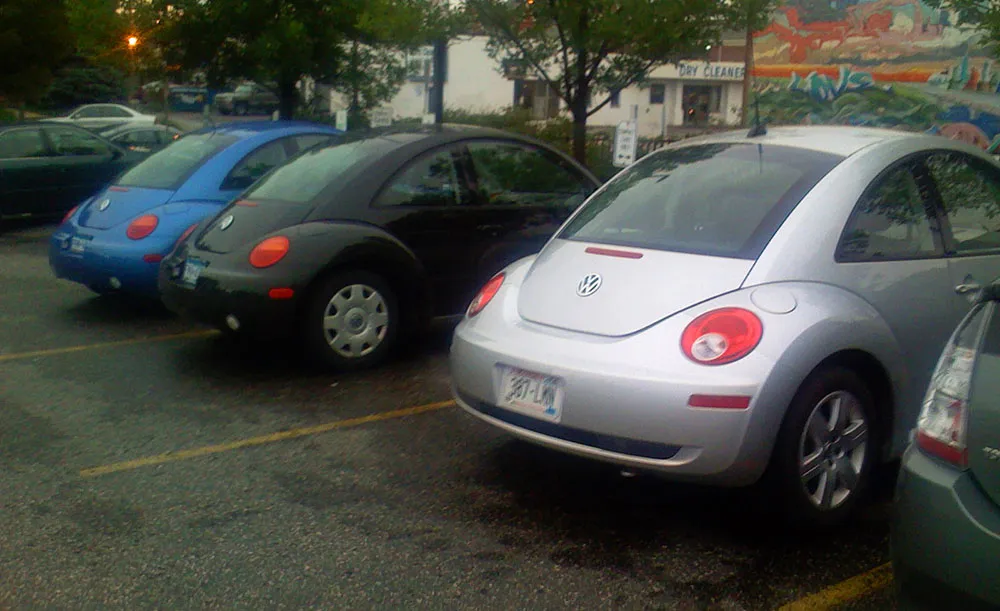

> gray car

[
  {"left": 891, "top": 282, "right": 1000, "bottom": 610},
  {"left": 450, "top": 125, "right": 1000, "bottom": 525}
]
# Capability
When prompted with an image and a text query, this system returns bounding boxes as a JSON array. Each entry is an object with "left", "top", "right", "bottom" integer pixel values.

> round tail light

[
  {"left": 62, "top": 205, "right": 79, "bottom": 225},
  {"left": 126, "top": 214, "right": 159, "bottom": 240},
  {"left": 249, "top": 236, "right": 290, "bottom": 268},
  {"left": 681, "top": 307, "right": 763, "bottom": 365},
  {"left": 468, "top": 273, "right": 505, "bottom": 317}
]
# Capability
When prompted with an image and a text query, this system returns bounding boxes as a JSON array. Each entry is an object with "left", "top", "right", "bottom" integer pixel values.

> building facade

[{"left": 367, "top": 36, "right": 748, "bottom": 137}]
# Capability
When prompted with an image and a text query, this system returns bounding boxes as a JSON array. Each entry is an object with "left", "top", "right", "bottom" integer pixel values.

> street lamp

[{"left": 127, "top": 35, "right": 139, "bottom": 48}]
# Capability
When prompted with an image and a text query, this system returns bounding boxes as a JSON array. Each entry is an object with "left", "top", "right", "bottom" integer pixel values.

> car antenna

[{"left": 747, "top": 94, "right": 766, "bottom": 138}]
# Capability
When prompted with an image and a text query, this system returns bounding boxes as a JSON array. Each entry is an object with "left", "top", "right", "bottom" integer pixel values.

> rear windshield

[
  {"left": 244, "top": 138, "right": 391, "bottom": 203},
  {"left": 116, "top": 133, "right": 237, "bottom": 190},
  {"left": 559, "top": 143, "right": 843, "bottom": 259}
]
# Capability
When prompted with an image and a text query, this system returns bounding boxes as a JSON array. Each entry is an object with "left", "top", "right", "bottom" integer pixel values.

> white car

[{"left": 45, "top": 104, "right": 156, "bottom": 131}]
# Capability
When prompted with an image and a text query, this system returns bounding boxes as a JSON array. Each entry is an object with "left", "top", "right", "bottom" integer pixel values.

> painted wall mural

[{"left": 753, "top": 0, "right": 1000, "bottom": 151}]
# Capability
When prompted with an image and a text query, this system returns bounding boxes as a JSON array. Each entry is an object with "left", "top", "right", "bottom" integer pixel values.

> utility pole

[{"left": 431, "top": 39, "right": 447, "bottom": 124}]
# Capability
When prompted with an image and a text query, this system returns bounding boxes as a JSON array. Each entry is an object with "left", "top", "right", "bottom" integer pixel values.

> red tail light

[
  {"left": 915, "top": 305, "right": 989, "bottom": 468},
  {"left": 468, "top": 273, "right": 505, "bottom": 317},
  {"left": 249, "top": 236, "right": 290, "bottom": 268},
  {"left": 681, "top": 308, "right": 763, "bottom": 365},
  {"left": 126, "top": 214, "right": 159, "bottom": 240},
  {"left": 62, "top": 206, "right": 79, "bottom": 224},
  {"left": 175, "top": 223, "right": 198, "bottom": 248}
]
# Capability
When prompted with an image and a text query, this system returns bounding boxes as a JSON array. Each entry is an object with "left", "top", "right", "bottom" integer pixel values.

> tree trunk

[
  {"left": 742, "top": 22, "right": 755, "bottom": 127},
  {"left": 571, "top": 104, "right": 587, "bottom": 164},
  {"left": 278, "top": 78, "right": 298, "bottom": 120}
]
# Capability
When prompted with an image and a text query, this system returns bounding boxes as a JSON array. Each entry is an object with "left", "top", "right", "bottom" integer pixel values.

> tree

[
  {"left": 0, "top": 0, "right": 74, "bottom": 116},
  {"left": 469, "top": 0, "right": 733, "bottom": 163},
  {"left": 338, "top": 42, "right": 408, "bottom": 128},
  {"left": 725, "top": 0, "right": 784, "bottom": 127},
  {"left": 159, "top": 0, "right": 451, "bottom": 120},
  {"left": 927, "top": 0, "right": 1000, "bottom": 51}
]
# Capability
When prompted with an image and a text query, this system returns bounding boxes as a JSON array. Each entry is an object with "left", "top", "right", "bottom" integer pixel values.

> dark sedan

[
  {"left": 0, "top": 122, "right": 139, "bottom": 224},
  {"left": 160, "top": 125, "right": 600, "bottom": 370}
]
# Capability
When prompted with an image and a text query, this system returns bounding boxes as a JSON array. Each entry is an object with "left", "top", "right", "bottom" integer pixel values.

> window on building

[
  {"left": 406, "top": 46, "right": 434, "bottom": 81},
  {"left": 649, "top": 84, "right": 665, "bottom": 105},
  {"left": 516, "top": 80, "right": 561, "bottom": 120},
  {"left": 682, "top": 84, "right": 723, "bottom": 126},
  {"left": 609, "top": 90, "right": 621, "bottom": 108}
]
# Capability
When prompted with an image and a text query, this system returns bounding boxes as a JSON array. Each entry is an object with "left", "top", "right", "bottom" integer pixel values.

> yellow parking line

[
  {"left": 0, "top": 330, "right": 219, "bottom": 363},
  {"left": 777, "top": 562, "right": 893, "bottom": 611},
  {"left": 80, "top": 400, "right": 457, "bottom": 478}
]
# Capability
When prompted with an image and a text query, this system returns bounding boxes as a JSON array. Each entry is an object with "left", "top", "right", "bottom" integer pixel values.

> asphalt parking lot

[{"left": 1, "top": 223, "right": 896, "bottom": 610}]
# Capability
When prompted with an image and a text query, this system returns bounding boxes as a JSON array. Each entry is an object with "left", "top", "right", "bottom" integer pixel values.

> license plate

[
  {"left": 69, "top": 237, "right": 87, "bottom": 254},
  {"left": 181, "top": 260, "right": 205, "bottom": 288},
  {"left": 498, "top": 366, "right": 562, "bottom": 422}
]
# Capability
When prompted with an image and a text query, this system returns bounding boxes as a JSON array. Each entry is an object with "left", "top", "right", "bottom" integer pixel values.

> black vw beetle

[{"left": 159, "top": 125, "right": 600, "bottom": 370}]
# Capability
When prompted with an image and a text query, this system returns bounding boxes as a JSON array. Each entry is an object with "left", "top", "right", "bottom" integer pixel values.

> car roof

[
  {"left": 325, "top": 124, "right": 572, "bottom": 158},
  {"left": 186, "top": 120, "right": 339, "bottom": 137},
  {"left": 680, "top": 125, "right": 938, "bottom": 158}
]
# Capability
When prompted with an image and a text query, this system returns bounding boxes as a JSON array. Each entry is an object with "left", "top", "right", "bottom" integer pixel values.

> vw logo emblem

[
  {"left": 97, "top": 198, "right": 111, "bottom": 212},
  {"left": 219, "top": 214, "right": 234, "bottom": 231},
  {"left": 576, "top": 273, "right": 602, "bottom": 297}
]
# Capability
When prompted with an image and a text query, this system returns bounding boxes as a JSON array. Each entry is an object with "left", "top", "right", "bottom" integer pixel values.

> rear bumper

[
  {"left": 891, "top": 446, "right": 1000, "bottom": 610},
  {"left": 158, "top": 254, "right": 299, "bottom": 339},
  {"left": 49, "top": 229, "right": 167, "bottom": 295}
]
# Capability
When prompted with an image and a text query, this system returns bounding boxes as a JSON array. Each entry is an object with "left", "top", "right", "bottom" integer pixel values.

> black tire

[
  {"left": 301, "top": 271, "right": 399, "bottom": 372},
  {"left": 767, "top": 366, "right": 878, "bottom": 528},
  {"left": 234, "top": 103, "right": 248, "bottom": 116}
]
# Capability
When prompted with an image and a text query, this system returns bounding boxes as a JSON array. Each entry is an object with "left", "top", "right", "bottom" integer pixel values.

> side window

[
  {"left": 72, "top": 107, "right": 102, "bottom": 119},
  {"left": 45, "top": 127, "right": 111, "bottom": 157},
  {"left": 0, "top": 129, "right": 47, "bottom": 159},
  {"left": 294, "top": 134, "right": 333, "bottom": 153},
  {"left": 222, "top": 139, "right": 289, "bottom": 191},
  {"left": 926, "top": 152, "right": 1000, "bottom": 254},
  {"left": 375, "top": 148, "right": 469, "bottom": 207},
  {"left": 838, "top": 163, "right": 938, "bottom": 261},
  {"left": 105, "top": 106, "right": 133, "bottom": 118},
  {"left": 466, "top": 141, "right": 593, "bottom": 209}
]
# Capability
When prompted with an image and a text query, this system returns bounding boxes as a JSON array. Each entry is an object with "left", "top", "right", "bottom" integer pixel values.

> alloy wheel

[{"left": 798, "top": 390, "right": 869, "bottom": 510}]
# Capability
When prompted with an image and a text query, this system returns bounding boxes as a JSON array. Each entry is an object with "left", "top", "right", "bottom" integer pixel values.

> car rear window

[
  {"left": 243, "top": 138, "right": 391, "bottom": 203},
  {"left": 116, "top": 133, "right": 238, "bottom": 190},
  {"left": 559, "top": 143, "right": 843, "bottom": 259}
]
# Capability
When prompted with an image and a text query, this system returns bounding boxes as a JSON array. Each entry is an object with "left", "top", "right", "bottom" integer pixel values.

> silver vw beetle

[{"left": 450, "top": 126, "right": 1000, "bottom": 525}]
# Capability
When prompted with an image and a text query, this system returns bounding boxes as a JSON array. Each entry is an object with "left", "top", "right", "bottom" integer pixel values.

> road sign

[
  {"left": 335, "top": 110, "right": 348, "bottom": 131},
  {"left": 613, "top": 121, "right": 638, "bottom": 168},
  {"left": 422, "top": 113, "right": 436, "bottom": 125},
  {"left": 371, "top": 106, "right": 393, "bottom": 128}
]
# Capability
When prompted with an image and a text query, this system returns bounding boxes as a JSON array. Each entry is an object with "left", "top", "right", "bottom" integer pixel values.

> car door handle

[{"left": 955, "top": 282, "right": 982, "bottom": 295}]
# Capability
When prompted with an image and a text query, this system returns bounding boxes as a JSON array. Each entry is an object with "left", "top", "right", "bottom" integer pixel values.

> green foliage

[
  {"left": 39, "top": 62, "right": 127, "bottom": 111},
  {"left": 0, "top": 0, "right": 74, "bottom": 106},
  {"left": 928, "top": 0, "right": 1000, "bottom": 53},
  {"left": 160, "top": 0, "right": 451, "bottom": 119}
]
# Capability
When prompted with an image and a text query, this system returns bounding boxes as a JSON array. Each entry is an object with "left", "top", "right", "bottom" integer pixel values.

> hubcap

[
  {"left": 798, "top": 390, "right": 869, "bottom": 510},
  {"left": 322, "top": 284, "right": 389, "bottom": 359}
]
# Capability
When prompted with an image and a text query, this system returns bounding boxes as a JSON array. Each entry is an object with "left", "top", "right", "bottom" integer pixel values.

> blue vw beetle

[{"left": 50, "top": 121, "right": 341, "bottom": 296}]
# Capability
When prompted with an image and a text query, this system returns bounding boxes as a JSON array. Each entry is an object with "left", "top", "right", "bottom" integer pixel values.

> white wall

[{"left": 389, "top": 37, "right": 514, "bottom": 119}]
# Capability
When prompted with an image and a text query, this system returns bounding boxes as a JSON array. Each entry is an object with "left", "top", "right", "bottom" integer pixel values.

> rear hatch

[
  {"left": 78, "top": 186, "right": 174, "bottom": 230},
  {"left": 196, "top": 138, "right": 382, "bottom": 253},
  {"left": 195, "top": 200, "right": 312, "bottom": 254},
  {"left": 518, "top": 240, "right": 752, "bottom": 336},
  {"left": 967, "top": 303, "right": 1000, "bottom": 506},
  {"left": 517, "top": 141, "right": 843, "bottom": 337}
]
